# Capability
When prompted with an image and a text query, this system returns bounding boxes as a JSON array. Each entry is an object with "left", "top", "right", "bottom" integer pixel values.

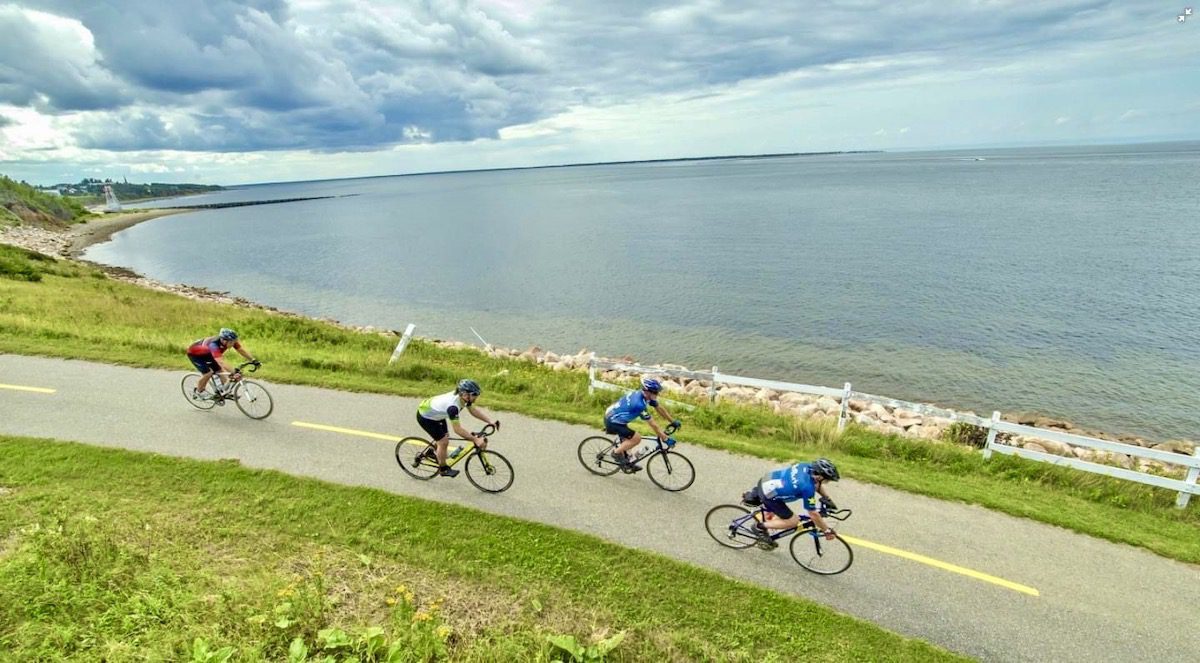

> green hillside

[{"left": 0, "top": 175, "right": 90, "bottom": 227}]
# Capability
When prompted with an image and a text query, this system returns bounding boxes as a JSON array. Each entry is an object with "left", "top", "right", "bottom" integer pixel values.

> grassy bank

[
  {"left": 0, "top": 435, "right": 960, "bottom": 661},
  {"left": 1, "top": 243, "right": 1198, "bottom": 565},
  {"left": 0, "top": 176, "right": 89, "bottom": 227}
]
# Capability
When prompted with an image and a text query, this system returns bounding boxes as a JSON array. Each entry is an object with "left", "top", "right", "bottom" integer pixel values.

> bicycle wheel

[
  {"left": 577, "top": 436, "right": 620, "bottom": 476},
  {"left": 704, "top": 504, "right": 758, "bottom": 549},
  {"left": 790, "top": 531, "right": 854, "bottom": 575},
  {"left": 232, "top": 379, "right": 274, "bottom": 419},
  {"left": 465, "top": 450, "right": 515, "bottom": 493},
  {"left": 181, "top": 374, "right": 217, "bottom": 410},
  {"left": 645, "top": 450, "right": 695, "bottom": 492},
  {"left": 394, "top": 437, "right": 439, "bottom": 480}
]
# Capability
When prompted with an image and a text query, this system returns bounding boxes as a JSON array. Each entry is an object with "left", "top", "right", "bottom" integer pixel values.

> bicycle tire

[
  {"left": 577, "top": 436, "right": 620, "bottom": 476},
  {"left": 790, "top": 531, "right": 854, "bottom": 575},
  {"left": 645, "top": 450, "right": 695, "bottom": 491},
  {"left": 232, "top": 379, "right": 274, "bottom": 419},
  {"left": 181, "top": 374, "right": 217, "bottom": 410},
  {"left": 395, "top": 437, "right": 439, "bottom": 480},
  {"left": 704, "top": 504, "right": 758, "bottom": 549},
  {"left": 465, "top": 449, "right": 515, "bottom": 493}
]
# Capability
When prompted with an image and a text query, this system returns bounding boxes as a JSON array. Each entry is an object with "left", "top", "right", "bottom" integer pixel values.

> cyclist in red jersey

[{"left": 186, "top": 328, "right": 259, "bottom": 399}]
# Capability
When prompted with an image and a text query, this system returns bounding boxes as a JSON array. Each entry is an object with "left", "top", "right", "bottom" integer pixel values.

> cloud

[
  {"left": 1055, "top": 116, "right": 1071, "bottom": 125},
  {"left": 0, "top": 6, "right": 127, "bottom": 111},
  {"left": 1, "top": 0, "right": 1198, "bottom": 183},
  {"left": 1118, "top": 109, "right": 1145, "bottom": 121}
]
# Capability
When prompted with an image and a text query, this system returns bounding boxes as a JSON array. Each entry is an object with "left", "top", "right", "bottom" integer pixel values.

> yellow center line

[
  {"left": 0, "top": 383, "right": 56, "bottom": 394},
  {"left": 291, "top": 420, "right": 404, "bottom": 442},
  {"left": 840, "top": 534, "right": 1040, "bottom": 596}
]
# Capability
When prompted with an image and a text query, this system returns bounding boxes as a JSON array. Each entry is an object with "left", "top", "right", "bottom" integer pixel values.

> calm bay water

[{"left": 88, "top": 143, "right": 1200, "bottom": 440}]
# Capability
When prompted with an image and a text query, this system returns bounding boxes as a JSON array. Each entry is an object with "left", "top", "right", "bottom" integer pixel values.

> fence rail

[{"left": 587, "top": 356, "right": 1200, "bottom": 508}]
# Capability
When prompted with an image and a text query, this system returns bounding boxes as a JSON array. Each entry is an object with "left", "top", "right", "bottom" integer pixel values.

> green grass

[
  {"left": 0, "top": 435, "right": 961, "bottom": 661},
  {"left": 1, "top": 243, "right": 1198, "bottom": 565}
]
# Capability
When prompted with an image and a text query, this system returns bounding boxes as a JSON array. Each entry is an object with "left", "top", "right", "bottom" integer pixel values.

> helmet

[
  {"left": 641, "top": 377, "right": 662, "bottom": 394},
  {"left": 218, "top": 328, "right": 238, "bottom": 342},
  {"left": 457, "top": 379, "right": 481, "bottom": 396},
  {"left": 811, "top": 458, "right": 840, "bottom": 482}
]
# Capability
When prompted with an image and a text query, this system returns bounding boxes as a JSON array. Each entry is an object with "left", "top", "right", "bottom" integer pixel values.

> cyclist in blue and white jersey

[
  {"left": 604, "top": 377, "right": 680, "bottom": 472},
  {"left": 742, "top": 458, "right": 840, "bottom": 549},
  {"left": 416, "top": 379, "right": 499, "bottom": 477}
]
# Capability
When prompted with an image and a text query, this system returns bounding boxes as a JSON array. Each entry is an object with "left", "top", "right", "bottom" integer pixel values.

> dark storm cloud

[{"left": 4, "top": 1, "right": 1163, "bottom": 153}]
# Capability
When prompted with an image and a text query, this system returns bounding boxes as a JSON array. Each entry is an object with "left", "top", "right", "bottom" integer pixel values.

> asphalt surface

[{"left": 1, "top": 354, "right": 1197, "bottom": 661}]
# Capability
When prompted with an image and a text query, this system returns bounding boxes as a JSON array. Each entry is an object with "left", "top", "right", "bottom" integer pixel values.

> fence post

[
  {"left": 982, "top": 411, "right": 1001, "bottom": 460},
  {"left": 388, "top": 323, "right": 416, "bottom": 364},
  {"left": 837, "top": 382, "right": 852, "bottom": 432},
  {"left": 1177, "top": 447, "right": 1200, "bottom": 509},
  {"left": 709, "top": 366, "right": 719, "bottom": 403},
  {"left": 587, "top": 353, "right": 597, "bottom": 395}
]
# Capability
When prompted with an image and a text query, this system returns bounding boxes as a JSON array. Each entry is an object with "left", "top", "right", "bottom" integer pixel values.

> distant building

[{"left": 37, "top": 188, "right": 62, "bottom": 197}]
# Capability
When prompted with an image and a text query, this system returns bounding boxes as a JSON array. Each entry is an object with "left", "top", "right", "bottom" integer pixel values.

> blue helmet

[
  {"left": 457, "top": 379, "right": 481, "bottom": 396},
  {"left": 218, "top": 328, "right": 238, "bottom": 342},
  {"left": 641, "top": 377, "right": 662, "bottom": 394}
]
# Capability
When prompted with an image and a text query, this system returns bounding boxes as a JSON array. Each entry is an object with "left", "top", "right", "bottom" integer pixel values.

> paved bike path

[{"left": 1, "top": 354, "right": 1197, "bottom": 662}]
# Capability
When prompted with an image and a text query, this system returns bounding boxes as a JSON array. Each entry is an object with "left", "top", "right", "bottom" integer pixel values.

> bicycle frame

[
  {"left": 729, "top": 503, "right": 852, "bottom": 543},
  {"left": 603, "top": 421, "right": 681, "bottom": 469},
  {"left": 207, "top": 361, "right": 261, "bottom": 401},
  {"left": 419, "top": 423, "right": 499, "bottom": 470}
]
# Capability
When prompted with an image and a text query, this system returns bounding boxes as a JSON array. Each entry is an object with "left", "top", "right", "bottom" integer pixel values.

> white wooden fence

[{"left": 587, "top": 357, "right": 1200, "bottom": 508}]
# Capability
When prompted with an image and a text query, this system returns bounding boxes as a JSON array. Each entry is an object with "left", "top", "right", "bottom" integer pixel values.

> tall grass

[{"left": 1, "top": 244, "right": 1198, "bottom": 563}]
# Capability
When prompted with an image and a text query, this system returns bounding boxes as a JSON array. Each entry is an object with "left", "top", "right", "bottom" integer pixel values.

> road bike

[
  {"left": 181, "top": 361, "right": 274, "bottom": 420},
  {"left": 576, "top": 422, "right": 695, "bottom": 491},
  {"left": 704, "top": 497, "right": 854, "bottom": 575},
  {"left": 393, "top": 423, "right": 513, "bottom": 493}
]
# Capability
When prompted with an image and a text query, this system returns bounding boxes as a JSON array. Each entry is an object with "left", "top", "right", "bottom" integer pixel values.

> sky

[{"left": 0, "top": 0, "right": 1197, "bottom": 186}]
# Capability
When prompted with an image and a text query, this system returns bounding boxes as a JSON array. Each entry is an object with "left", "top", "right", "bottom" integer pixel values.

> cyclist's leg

[
  {"left": 758, "top": 496, "right": 799, "bottom": 532},
  {"left": 605, "top": 418, "right": 640, "bottom": 460},
  {"left": 192, "top": 355, "right": 218, "bottom": 394},
  {"left": 417, "top": 414, "right": 455, "bottom": 475}
]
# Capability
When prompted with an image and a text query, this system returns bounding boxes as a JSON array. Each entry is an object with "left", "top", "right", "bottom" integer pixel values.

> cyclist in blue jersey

[
  {"left": 741, "top": 458, "right": 840, "bottom": 549},
  {"left": 604, "top": 377, "right": 681, "bottom": 472}
]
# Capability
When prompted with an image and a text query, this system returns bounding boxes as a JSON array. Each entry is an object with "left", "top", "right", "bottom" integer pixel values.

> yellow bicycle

[{"left": 393, "top": 423, "right": 513, "bottom": 493}]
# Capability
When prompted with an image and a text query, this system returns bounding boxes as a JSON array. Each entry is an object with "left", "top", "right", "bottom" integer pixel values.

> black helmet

[
  {"left": 811, "top": 458, "right": 840, "bottom": 481},
  {"left": 219, "top": 328, "right": 238, "bottom": 342},
  {"left": 457, "top": 379, "right": 481, "bottom": 396}
]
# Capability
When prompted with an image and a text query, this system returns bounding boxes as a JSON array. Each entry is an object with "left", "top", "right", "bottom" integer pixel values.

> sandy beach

[
  {"left": 0, "top": 208, "right": 185, "bottom": 258},
  {"left": 65, "top": 209, "right": 186, "bottom": 256}
]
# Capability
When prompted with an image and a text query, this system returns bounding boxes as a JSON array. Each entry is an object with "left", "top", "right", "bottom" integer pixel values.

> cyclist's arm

[
  {"left": 646, "top": 416, "right": 667, "bottom": 441},
  {"left": 233, "top": 343, "right": 256, "bottom": 362},
  {"left": 654, "top": 402, "right": 674, "bottom": 422},
  {"left": 803, "top": 495, "right": 835, "bottom": 537},
  {"left": 450, "top": 419, "right": 480, "bottom": 443},
  {"left": 466, "top": 405, "right": 495, "bottom": 427}
]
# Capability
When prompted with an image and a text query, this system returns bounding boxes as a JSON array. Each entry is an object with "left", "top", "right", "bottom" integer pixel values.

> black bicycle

[
  {"left": 704, "top": 498, "right": 854, "bottom": 575},
  {"left": 393, "top": 423, "right": 513, "bottom": 493},
  {"left": 576, "top": 422, "right": 695, "bottom": 491},
  {"left": 181, "top": 361, "right": 273, "bottom": 420}
]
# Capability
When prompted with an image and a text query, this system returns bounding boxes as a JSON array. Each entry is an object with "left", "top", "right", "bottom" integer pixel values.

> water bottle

[{"left": 448, "top": 445, "right": 464, "bottom": 460}]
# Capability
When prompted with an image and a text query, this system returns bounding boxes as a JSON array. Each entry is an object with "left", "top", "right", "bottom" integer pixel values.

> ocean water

[{"left": 87, "top": 142, "right": 1200, "bottom": 441}]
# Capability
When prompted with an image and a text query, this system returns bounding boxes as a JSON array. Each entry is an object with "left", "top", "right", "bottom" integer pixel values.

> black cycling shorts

[
  {"left": 604, "top": 417, "right": 636, "bottom": 440},
  {"left": 416, "top": 413, "right": 450, "bottom": 441},
  {"left": 748, "top": 484, "right": 794, "bottom": 520}
]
